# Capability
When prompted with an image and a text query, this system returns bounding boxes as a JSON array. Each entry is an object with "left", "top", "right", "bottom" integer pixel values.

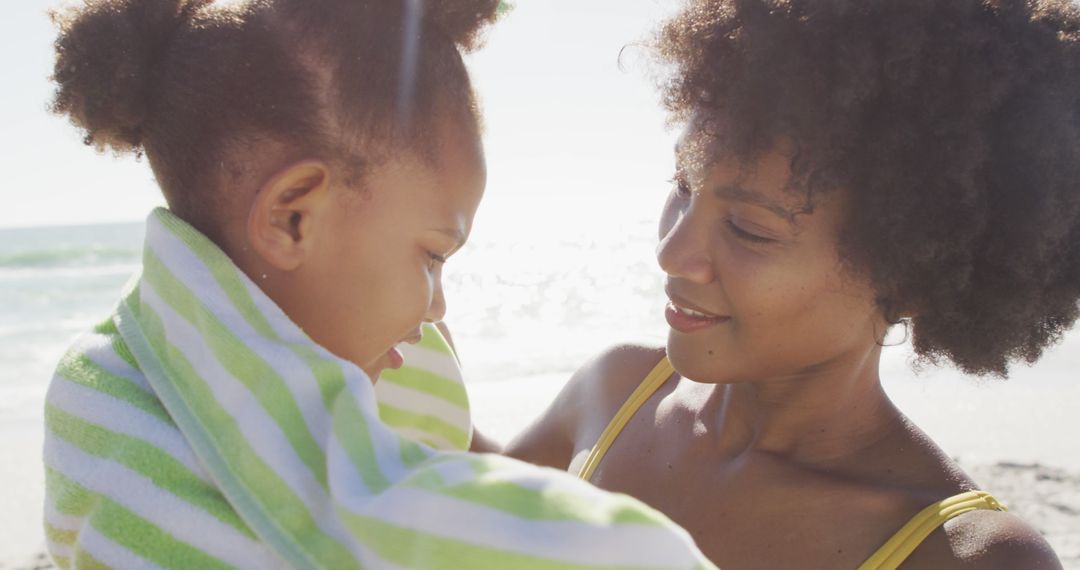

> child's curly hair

[
  {"left": 51, "top": 0, "right": 501, "bottom": 236},
  {"left": 653, "top": 0, "right": 1080, "bottom": 377}
]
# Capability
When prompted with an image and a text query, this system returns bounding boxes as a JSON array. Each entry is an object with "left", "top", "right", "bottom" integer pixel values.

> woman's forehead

[{"left": 678, "top": 128, "right": 811, "bottom": 211}]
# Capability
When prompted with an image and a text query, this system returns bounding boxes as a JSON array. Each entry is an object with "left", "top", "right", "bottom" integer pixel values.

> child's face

[{"left": 296, "top": 121, "right": 485, "bottom": 380}]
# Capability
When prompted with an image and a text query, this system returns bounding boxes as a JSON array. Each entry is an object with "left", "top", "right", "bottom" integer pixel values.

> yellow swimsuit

[{"left": 576, "top": 356, "right": 1007, "bottom": 570}]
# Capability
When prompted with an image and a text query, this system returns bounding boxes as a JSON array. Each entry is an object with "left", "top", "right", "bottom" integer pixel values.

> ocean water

[
  {"left": 0, "top": 194, "right": 674, "bottom": 414},
  {"left": 2, "top": 195, "right": 1078, "bottom": 469},
  {"left": 0, "top": 221, "right": 145, "bottom": 420}
]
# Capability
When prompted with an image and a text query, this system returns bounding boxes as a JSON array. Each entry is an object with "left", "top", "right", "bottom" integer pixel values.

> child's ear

[{"left": 247, "top": 160, "right": 331, "bottom": 271}]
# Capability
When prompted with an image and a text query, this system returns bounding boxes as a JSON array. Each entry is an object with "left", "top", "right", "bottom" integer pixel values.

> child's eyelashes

[{"left": 427, "top": 252, "right": 448, "bottom": 268}]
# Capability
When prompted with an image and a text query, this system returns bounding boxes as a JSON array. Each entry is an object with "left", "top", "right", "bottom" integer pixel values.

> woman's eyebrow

[
  {"left": 714, "top": 184, "right": 798, "bottom": 224},
  {"left": 674, "top": 140, "right": 800, "bottom": 224}
]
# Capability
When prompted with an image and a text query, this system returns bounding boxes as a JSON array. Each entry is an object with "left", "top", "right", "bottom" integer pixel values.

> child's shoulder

[{"left": 50, "top": 315, "right": 160, "bottom": 415}]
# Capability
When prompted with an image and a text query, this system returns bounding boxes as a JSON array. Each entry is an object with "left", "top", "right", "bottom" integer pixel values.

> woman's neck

[{"left": 697, "top": 344, "right": 904, "bottom": 467}]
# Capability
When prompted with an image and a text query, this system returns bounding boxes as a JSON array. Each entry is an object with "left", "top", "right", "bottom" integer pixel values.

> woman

[{"left": 508, "top": 0, "right": 1078, "bottom": 567}]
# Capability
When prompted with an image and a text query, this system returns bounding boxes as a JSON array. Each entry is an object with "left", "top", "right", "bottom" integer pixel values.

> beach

[
  {"left": 3, "top": 202, "right": 1080, "bottom": 568},
  {"left": 5, "top": 0, "right": 1076, "bottom": 565},
  {"left": 3, "top": 203, "right": 1080, "bottom": 568},
  {"left": 0, "top": 197, "right": 1075, "bottom": 570}
]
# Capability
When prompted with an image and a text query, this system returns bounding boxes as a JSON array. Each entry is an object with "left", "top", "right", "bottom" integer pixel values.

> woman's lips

[{"left": 665, "top": 300, "right": 731, "bottom": 333}]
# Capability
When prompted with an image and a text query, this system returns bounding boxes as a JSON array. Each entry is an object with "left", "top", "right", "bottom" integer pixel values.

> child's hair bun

[
  {"left": 426, "top": 0, "right": 502, "bottom": 51},
  {"left": 51, "top": 0, "right": 211, "bottom": 153}
]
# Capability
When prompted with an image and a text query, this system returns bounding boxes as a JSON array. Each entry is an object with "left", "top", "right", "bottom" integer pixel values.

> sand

[
  {"left": 0, "top": 418, "right": 45, "bottom": 570},
  {"left": 3, "top": 374, "right": 1078, "bottom": 569},
  {"left": 965, "top": 462, "right": 1080, "bottom": 566}
]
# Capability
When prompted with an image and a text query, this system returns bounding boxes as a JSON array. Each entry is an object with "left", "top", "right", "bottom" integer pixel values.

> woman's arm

[
  {"left": 909, "top": 509, "right": 1063, "bottom": 569},
  {"left": 470, "top": 427, "right": 503, "bottom": 453},
  {"left": 503, "top": 370, "right": 584, "bottom": 470}
]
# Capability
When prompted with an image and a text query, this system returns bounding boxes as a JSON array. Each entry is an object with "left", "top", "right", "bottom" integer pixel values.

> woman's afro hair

[{"left": 654, "top": 0, "right": 1080, "bottom": 376}]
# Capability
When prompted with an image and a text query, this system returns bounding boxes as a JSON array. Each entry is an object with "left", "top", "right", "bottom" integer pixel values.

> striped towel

[
  {"left": 376, "top": 327, "right": 472, "bottom": 452},
  {"left": 43, "top": 207, "right": 715, "bottom": 569}
]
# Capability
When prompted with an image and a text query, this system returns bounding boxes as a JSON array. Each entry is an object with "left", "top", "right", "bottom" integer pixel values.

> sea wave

[{"left": 0, "top": 246, "right": 140, "bottom": 269}]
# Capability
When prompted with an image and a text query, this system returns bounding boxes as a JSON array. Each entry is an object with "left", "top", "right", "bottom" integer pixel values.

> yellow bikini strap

[
  {"left": 857, "top": 490, "right": 1007, "bottom": 570},
  {"left": 576, "top": 356, "right": 676, "bottom": 481}
]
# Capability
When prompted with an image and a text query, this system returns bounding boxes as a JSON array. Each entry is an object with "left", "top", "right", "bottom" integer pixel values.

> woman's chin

[
  {"left": 666, "top": 342, "right": 707, "bottom": 382},
  {"left": 666, "top": 337, "right": 733, "bottom": 384}
]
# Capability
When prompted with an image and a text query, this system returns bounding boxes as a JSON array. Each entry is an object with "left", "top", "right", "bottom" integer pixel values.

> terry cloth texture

[
  {"left": 43, "top": 207, "right": 715, "bottom": 570},
  {"left": 376, "top": 329, "right": 472, "bottom": 452}
]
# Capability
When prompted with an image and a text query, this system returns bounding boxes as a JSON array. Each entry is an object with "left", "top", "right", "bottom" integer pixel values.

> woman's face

[
  {"left": 298, "top": 119, "right": 485, "bottom": 381},
  {"left": 658, "top": 126, "right": 885, "bottom": 384}
]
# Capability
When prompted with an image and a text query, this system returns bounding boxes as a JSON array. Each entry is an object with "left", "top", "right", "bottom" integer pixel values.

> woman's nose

[{"left": 657, "top": 206, "right": 715, "bottom": 285}]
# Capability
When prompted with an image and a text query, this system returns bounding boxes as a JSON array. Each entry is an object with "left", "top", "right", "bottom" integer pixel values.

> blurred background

[{"left": 1, "top": 0, "right": 1077, "bottom": 567}]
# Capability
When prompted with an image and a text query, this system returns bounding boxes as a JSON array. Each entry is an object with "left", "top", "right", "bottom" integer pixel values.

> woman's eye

[
  {"left": 726, "top": 219, "right": 776, "bottom": 244},
  {"left": 670, "top": 175, "right": 691, "bottom": 198}
]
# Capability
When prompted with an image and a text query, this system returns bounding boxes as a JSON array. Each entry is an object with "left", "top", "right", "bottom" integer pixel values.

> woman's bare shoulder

[
  {"left": 951, "top": 509, "right": 1061, "bottom": 569},
  {"left": 583, "top": 343, "right": 668, "bottom": 404},
  {"left": 504, "top": 344, "right": 666, "bottom": 470},
  {"left": 903, "top": 506, "right": 1062, "bottom": 569}
]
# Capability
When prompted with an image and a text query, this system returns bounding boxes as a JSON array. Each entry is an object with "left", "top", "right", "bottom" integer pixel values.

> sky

[{"left": 0, "top": 0, "right": 682, "bottom": 229}]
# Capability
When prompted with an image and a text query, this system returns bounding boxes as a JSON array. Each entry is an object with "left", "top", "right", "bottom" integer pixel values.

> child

[
  {"left": 507, "top": 0, "right": 1079, "bottom": 567},
  {"left": 43, "top": 0, "right": 716, "bottom": 567}
]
